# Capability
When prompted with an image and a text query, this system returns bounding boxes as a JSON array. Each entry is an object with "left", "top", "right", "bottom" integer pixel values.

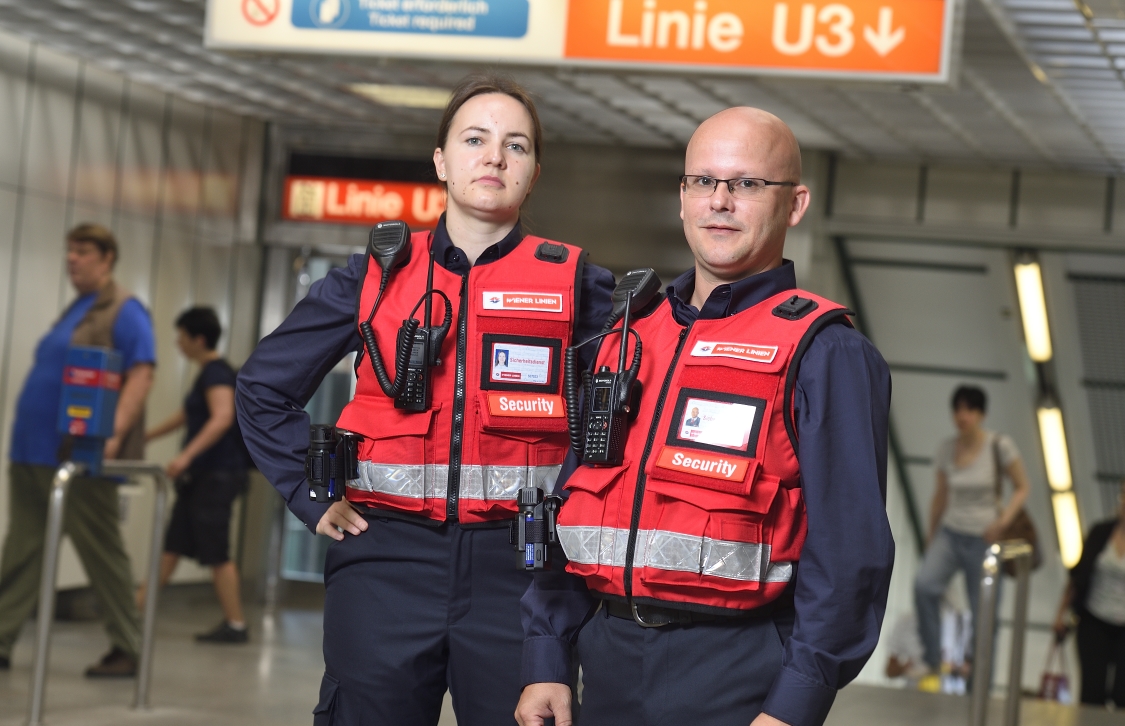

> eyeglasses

[{"left": 680, "top": 175, "right": 797, "bottom": 199}]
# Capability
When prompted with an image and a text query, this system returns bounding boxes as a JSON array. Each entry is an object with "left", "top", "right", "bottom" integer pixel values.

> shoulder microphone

[{"left": 359, "top": 221, "right": 415, "bottom": 398}]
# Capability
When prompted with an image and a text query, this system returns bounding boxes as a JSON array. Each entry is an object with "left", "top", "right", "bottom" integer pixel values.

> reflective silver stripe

[
  {"left": 350, "top": 462, "right": 448, "bottom": 499},
  {"left": 700, "top": 536, "right": 765, "bottom": 581},
  {"left": 459, "top": 464, "right": 562, "bottom": 501},
  {"left": 764, "top": 562, "right": 793, "bottom": 583},
  {"left": 557, "top": 525, "right": 629, "bottom": 569},
  {"left": 557, "top": 525, "right": 792, "bottom": 584},
  {"left": 349, "top": 462, "right": 561, "bottom": 501}
]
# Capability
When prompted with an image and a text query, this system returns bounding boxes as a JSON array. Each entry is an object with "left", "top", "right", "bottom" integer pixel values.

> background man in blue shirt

[
  {"left": 0, "top": 224, "right": 156, "bottom": 677},
  {"left": 516, "top": 109, "right": 894, "bottom": 726}
]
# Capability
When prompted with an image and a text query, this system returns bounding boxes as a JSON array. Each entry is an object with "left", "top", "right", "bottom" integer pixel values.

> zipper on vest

[
  {"left": 623, "top": 325, "right": 690, "bottom": 601},
  {"left": 446, "top": 273, "right": 470, "bottom": 520}
]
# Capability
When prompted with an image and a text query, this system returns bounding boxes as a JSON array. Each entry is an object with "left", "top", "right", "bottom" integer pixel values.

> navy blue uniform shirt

[
  {"left": 236, "top": 217, "right": 615, "bottom": 532},
  {"left": 521, "top": 260, "right": 894, "bottom": 726}
]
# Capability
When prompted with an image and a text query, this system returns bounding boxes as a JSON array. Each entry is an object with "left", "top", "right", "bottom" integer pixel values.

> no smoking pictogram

[{"left": 242, "top": 0, "right": 280, "bottom": 26}]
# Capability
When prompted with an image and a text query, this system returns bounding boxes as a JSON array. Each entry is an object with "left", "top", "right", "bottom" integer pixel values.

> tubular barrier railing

[
  {"left": 968, "top": 540, "right": 1033, "bottom": 726},
  {"left": 26, "top": 460, "right": 171, "bottom": 725}
]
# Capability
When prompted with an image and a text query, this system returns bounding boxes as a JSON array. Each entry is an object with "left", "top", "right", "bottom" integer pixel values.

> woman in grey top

[{"left": 914, "top": 386, "right": 1030, "bottom": 686}]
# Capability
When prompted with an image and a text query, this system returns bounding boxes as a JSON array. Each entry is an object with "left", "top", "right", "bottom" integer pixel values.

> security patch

[
  {"left": 487, "top": 393, "right": 565, "bottom": 418},
  {"left": 655, "top": 446, "right": 751, "bottom": 482}
]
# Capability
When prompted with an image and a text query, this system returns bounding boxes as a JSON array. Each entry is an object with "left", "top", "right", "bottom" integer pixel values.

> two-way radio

[
  {"left": 306, "top": 424, "right": 363, "bottom": 502},
  {"left": 509, "top": 269, "right": 662, "bottom": 571},
  {"left": 395, "top": 276, "right": 452, "bottom": 412},
  {"left": 564, "top": 269, "right": 663, "bottom": 466},
  {"left": 355, "top": 220, "right": 452, "bottom": 413}
]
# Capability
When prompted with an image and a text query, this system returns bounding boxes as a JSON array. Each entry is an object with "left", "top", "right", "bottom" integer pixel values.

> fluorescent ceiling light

[
  {"left": 1037, "top": 406, "right": 1073, "bottom": 491},
  {"left": 1051, "top": 491, "right": 1083, "bottom": 568},
  {"left": 1014, "top": 260, "right": 1053, "bottom": 362},
  {"left": 348, "top": 84, "right": 450, "bottom": 109}
]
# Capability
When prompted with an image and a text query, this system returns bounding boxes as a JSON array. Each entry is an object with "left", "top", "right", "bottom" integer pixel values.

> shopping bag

[{"left": 1038, "top": 637, "right": 1072, "bottom": 704}]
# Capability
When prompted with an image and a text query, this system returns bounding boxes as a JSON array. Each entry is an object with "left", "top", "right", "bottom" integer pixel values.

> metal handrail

[
  {"left": 968, "top": 540, "right": 1033, "bottom": 726},
  {"left": 26, "top": 461, "right": 171, "bottom": 725}
]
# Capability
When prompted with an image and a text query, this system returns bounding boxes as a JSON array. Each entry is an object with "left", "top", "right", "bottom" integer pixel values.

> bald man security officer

[{"left": 515, "top": 109, "right": 894, "bottom": 726}]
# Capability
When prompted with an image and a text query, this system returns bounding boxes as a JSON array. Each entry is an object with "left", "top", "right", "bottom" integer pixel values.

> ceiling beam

[
  {"left": 960, "top": 65, "right": 1058, "bottom": 163},
  {"left": 907, "top": 89, "right": 992, "bottom": 159},
  {"left": 554, "top": 71, "right": 682, "bottom": 147},
  {"left": 975, "top": 0, "right": 1123, "bottom": 171}
]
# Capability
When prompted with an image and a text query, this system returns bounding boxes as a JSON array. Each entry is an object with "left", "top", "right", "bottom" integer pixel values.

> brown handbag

[{"left": 994, "top": 436, "right": 1043, "bottom": 575}]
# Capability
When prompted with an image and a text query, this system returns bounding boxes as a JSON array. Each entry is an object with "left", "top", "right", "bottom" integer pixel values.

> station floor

[{"left": 0, "top": 584, "right": 1119, "bottom": 726}]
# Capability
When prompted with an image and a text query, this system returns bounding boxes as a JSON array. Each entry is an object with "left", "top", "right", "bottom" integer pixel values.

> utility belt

[{"left": 600, "top": 592, "right": 795, "bottom": 628}]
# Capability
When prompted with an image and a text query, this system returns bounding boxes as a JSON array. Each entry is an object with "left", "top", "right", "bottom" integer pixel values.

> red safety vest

[
  {"left": 556, "top": 289, "right": 850, "bottom": 613},
  {"left": 336, "top": 231, "right": 582, "bottom": 524}
]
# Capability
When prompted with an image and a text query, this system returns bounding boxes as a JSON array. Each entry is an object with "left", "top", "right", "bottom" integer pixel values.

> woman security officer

[{"left": 236, "top": 75, "right": 614, "bottom": 725}]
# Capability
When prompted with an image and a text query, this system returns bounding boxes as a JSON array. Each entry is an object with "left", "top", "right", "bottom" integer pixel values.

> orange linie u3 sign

[
  {"left": 564, "top": 0, "right": 950, "bottom": 76},
  {"left": 206, "top": 0, "right": 958, "bottom": 83}
]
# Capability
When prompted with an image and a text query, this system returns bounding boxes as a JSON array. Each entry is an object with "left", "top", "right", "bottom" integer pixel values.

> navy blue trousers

[
  {"left": 576, "top": 606, "right": 793, "bottom": 726},
  {"left": 314, "top": 515, "right": 531, "bottom": 726}
]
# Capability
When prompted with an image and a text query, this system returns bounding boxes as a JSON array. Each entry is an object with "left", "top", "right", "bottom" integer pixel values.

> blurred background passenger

[
  {"left": 914, "top": 385, "right": 1030, "bottom": 691},
  {"left": 140, "top": 307, "right": 249, "bottom": 643},
  {"left": 1053, "top": 480, "right": 1125, "bottom": 707},
  {"left": 884, "top": 612, "right": 927, "bottom": 682},
  {"left": 0, "top": 223, "right": 154, "bottom": 677}
]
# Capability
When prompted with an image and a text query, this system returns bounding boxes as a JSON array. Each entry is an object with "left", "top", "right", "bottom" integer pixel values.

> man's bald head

[
  {"left": 678, "top": 107, "right": 811, "bottom": 305},
  {"left": 685, "top": 107, "right": 802, "bottom": 182}
]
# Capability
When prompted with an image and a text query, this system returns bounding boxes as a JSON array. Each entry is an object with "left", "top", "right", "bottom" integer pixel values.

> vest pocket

[
  {"left": 558, "top": 463, "right": 630, "bottom": 590},
  {"left": 637, "top": 470, "right": 785, "bottom": 594},
  {"left": 466, "top": 399, "right": 570, "bottom": 513},
  {"left": 769, "top": 484, "right": 807, "bottom": 563},
  {"left": 340, "top": 395, "right": 439, "bottom": 512}
]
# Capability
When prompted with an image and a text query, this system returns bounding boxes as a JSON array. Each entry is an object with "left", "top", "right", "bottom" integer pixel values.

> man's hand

[
  {"left": 750, "top": 713, "right": 790, "bottom": 726},
  {"left": 316, "top": 501, "right": 368, "bottom": 540},
  {"left": 165, "top": 452, "right": 191, "bottom": 479},
  {"left": 104, "top": 436, "right": 121, "bottom": 461},
  {"left": 515, "top": 683, "right": 572, "bottom": 726}
]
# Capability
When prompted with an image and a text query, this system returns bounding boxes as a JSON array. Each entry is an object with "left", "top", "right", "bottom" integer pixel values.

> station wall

[{"left": 0, "top": 29, "right": 265, "bottom": 589}]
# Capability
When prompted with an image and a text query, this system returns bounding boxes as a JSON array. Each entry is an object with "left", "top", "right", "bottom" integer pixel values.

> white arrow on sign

[{"left": 864, "top": 7, "right": 905, "bottom": 56}]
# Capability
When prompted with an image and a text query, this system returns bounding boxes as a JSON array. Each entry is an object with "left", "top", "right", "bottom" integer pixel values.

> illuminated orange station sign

[
  {"left": 207, "top": 0, "right": 959, "bottom": 83},
  {"left": 564, "top": 0, "right": 949, "bottom": 77},
  {"left": 283, "top": 176, "right": 445, "bottom": 229}
]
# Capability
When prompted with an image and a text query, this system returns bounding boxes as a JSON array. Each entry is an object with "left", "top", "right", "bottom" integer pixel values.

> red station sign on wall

[{"left": 283, "top": 176, "right": 446, "bottom": 229}]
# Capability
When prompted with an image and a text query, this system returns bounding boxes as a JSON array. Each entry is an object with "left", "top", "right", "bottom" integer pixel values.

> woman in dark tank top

[{"left": 139, "top": 306, "right": 250, "bottom": 644}]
